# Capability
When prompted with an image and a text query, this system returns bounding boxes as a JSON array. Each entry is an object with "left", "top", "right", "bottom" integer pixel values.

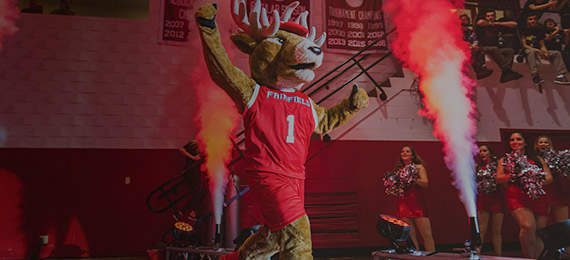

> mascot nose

[{"left": 308, "top": 46, "right": 322, "bottom": 55}]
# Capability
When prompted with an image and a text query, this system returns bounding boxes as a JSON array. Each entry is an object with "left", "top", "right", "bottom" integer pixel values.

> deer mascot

[{"left": 194, "top": 0, "right": 369, "bottom": 259}]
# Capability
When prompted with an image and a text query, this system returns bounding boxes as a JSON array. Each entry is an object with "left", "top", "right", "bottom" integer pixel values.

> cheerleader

[
  {"left": 496, "top": 132, "right": 553, "bottom": 258},
  {"left": 385, "top": 146, "right": 435, "bottom": 252},
  {"left": 475, "top": 144, "right": 505, "bottom": 256},
  {"left": 534, "top": 135, "right": 569, "bottom": 223}
]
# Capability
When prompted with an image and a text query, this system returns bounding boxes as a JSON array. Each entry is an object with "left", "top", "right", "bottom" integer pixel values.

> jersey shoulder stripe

[
  {"left": 309, "top": 97, "right": 318, "bottom": 131},
  {"left": 246, "top": 84, "right": 261, "bottom": 110}
]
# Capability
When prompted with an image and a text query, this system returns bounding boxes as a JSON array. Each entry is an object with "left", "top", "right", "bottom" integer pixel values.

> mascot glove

[{"left": 351, "top": 88, "right": 369, "bottom": 110}]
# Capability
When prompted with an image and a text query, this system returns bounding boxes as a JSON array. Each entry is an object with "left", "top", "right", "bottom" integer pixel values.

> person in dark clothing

[
  {"left": 544, "top": 19, "right": 570, "bottom": 48},
  {"left": 521, "top": 14, "right": 570, "bottom": 85},
  {"left": 475, "top": 8, "right": 524, "bottom": 83},
  {"left": 461, "top": 14, "right": 493, "bottom": 79},
  {"left": 50, "top": 0, "right": 75, "bottom": 15},
  {"left": 179, "top": 140, "right": 203, "bottom": 168},
  {"left": 555, "top": 0, "right": 570, "bottom": 29},
  {"left": 520, "top": 0, "right": 558, "bottom": 24},
  {"left": 21, "top": 0, "right": 43, "bottom": 13},
  {"left": 497, "top": 9, "right": 521, "bottom": 52},
  {"left": 543, "top": 18, "right": 569, "bottom": 51},
  {"left": 178, "top": 140, "right": 208, "bottom": 222},
  {"left": 544, "top": 18, "right": 570, "bottom": 71}
]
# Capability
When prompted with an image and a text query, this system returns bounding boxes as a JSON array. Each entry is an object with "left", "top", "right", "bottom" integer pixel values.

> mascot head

[{"left": 230, "top": 0, "right": 326, "bottom": 91}]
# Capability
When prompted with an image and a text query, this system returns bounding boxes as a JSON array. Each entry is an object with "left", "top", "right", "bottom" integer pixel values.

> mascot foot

[{"left": 219, "top": 250, "right": 239, "bottom": 260}]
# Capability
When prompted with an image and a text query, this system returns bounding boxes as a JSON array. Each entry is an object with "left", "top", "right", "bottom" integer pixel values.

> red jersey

[{"left": 243, "top": 85, "right": 318, "bottom": 179}]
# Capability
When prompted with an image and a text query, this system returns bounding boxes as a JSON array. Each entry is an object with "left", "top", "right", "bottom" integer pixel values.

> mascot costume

[{"left": 194, "top": 0, "right": 369, "bottom": 259}]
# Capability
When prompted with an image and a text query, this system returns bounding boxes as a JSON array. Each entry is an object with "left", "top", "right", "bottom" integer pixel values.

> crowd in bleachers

[
  {"left": 20, "top": 0, "right": 75, "bottom": 15},
  {"left": 462, "top": 0, "right": 570, "bottom": 85}
]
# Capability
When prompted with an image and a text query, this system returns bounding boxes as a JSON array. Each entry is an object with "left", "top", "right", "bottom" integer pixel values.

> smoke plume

[
  {"left": 0, "top": 0, "right": 19, "bottom": 52},
  {"left": 195, "top": 76, "right": 240, "bottom": 225},
  {"left": 384, "top": 0, "right": 478, "bottom": 217},
  {"left": 190, "top": 2, "right": 241, "bottom": 225}
]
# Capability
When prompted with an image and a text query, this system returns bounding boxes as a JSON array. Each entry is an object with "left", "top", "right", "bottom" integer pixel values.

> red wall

[
  {"left": 304, "top": 140, "right": 519, "bottom": 247},
  {"left": 0, "top": 149, "right": 182, "bottom": 259},
  {"left": 1, "top": 138, "right": 568, "bottom": 258}
]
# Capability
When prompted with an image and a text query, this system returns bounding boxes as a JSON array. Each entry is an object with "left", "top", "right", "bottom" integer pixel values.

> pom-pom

[
  {"left": 539, "top": 148, "right": 570, "bottom": 177},
  {"left": 384, "top": 164, "right": 420, "bottom": 197},
  {"left": 558, "top": 149, "right": 570, "bottom": 177},
  {"left": 476, "top": 159, "right": 498, "bottom": 195},
  {"left": 503, "top": 150, "right": 547, "bottom": 199}
]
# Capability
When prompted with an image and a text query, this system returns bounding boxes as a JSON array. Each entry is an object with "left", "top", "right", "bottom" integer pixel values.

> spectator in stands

[
  {"left": 475, "top": 8, "right": 524, "bottom": 83},
  {"left": 554, "top": 0, "right": 570, "bottom": 29},
  {"left": 50, "top": 0, "right": 75, "bottom": 15},
  {"left": 520, "top": 0, "right": 558, "bottom": 23},
  {"left": 461, "top": 14, "right": 493, "bottom": 79},
  {"left": 543, "top": 18, "right": 570, "bottom": 70},
  {"left": 497, "top": 9, "right": 521, "bottom": 52},
  {"left": 21, "top": 0, "right": 43, "bottom": 14},
  {"left": 521, "top": 14, "right": 570, "bottom": 85}
]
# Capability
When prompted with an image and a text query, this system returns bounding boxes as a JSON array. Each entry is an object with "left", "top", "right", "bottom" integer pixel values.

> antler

[
  {"left": 232, "top": 0, "right": 279, "bottom": 39},
  {"left": 231, "top": 0, "right": 326, "bottom": 46},
  {"left": 290, "top": 5, "right": 326, "bottom": 47},
  {"left": 281, "top": 2, "right": 299, "bottom": 22}
]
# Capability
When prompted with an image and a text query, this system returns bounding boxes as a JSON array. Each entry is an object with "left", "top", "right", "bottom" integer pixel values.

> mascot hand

[
  {"left": 349, "top": 85, "right": 369, "bottom": 110},
  {"left": 195, "top": 3, "right": 217, "bottom": 29}
]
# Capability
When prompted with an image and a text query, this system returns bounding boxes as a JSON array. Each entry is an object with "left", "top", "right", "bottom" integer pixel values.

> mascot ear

[{"left": 230, "top": 33, "right": 258, "bottom": 54}]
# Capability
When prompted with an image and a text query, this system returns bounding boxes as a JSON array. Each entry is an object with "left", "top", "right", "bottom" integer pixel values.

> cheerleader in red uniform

[
  {"left": 392, "top": 146, "right": 435, "bottom": 252},
  {"left": 475, "top": 144, "right": 505, "bottom": 256},
  {"left": 496, "top": 132, "right": 553, "bottom": 258},
  {"left": 534, "top": 135, "right": 569, "bottom": 223}
]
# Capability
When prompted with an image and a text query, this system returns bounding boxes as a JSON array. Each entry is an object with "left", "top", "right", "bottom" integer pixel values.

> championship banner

[
  {"left": 246, "top": 0, "right": 312, "bottom": 28},
  {"left": 325, "top": 0, "right": 387, "bottom": 53},
  {"left": 159, "top": 0, "right": 192, "bottom": 44}
]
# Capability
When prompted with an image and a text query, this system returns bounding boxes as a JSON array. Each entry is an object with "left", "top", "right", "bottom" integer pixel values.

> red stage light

[
  {"left": 381, "top": 215, "right": 410, "bottom": 227},
  {"left": 377, "top": 214, "right": 414, "bottom": 253},
  {"left": 174, "top": 221, "right": 193, "bottom": 232}
]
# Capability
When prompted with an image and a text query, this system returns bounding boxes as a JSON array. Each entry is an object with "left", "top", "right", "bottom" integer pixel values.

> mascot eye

[{"left": 265, "top": 37, "right": 284, "bottom": 45}]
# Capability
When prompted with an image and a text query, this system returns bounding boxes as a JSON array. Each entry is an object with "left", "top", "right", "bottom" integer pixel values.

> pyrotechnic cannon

[{"left": 469, "top": 216, "right": 482, "bottom": 248}]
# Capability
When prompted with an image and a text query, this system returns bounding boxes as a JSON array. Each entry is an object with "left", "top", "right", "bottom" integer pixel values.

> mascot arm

[
  {"left": 195, "top": 3, "right": 256, "bottom": 113},
  {"left": 313, "top": 88, "right": 369, "bottom": 135}
]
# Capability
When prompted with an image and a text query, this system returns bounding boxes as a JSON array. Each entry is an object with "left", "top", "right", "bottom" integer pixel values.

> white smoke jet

[{"left": 385, "top": 0, "right": 478, "bottom": 217}]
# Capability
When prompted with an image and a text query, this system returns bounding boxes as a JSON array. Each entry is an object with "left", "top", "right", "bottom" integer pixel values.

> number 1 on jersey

[{"left": 286, "top": 114, "right": 295, "bottom": 143}]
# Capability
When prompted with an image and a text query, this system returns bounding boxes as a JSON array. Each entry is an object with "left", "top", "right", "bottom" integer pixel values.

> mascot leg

[
  {"left": 275, "top": 215, "right": 313, "bottom": 260},
  {"left": 220, "top": 224, "right": 278, "bottom": 260}
]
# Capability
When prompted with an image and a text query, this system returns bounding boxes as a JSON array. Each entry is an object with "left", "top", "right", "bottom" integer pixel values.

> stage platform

[
  {"left": 372, "top": 250, "right": 529, "bottom": 260},
  {"left": 165, "top": 246, "right": 233, "bottom": 260},
  {"left": 162, "top": 246, "right": 530, "bottom": 260}
]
